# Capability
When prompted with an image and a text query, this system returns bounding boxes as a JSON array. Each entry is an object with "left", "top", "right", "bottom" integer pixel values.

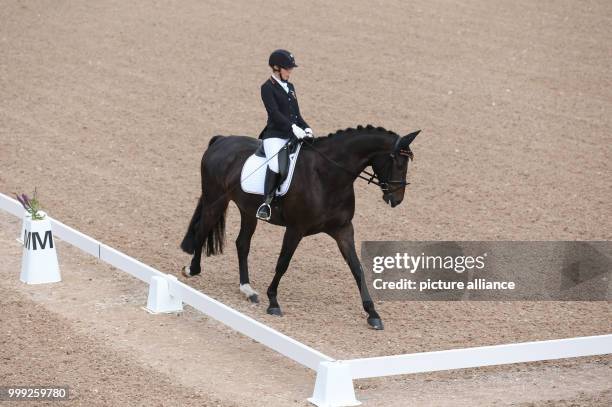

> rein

[{"left": 300, "top": 135, "right": 413, "bottom": 194}]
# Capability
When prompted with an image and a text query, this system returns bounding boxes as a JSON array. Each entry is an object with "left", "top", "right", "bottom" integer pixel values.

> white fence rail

[
  {"left": 169, "top": 277, "right": 332, "bottom": 370},
  {"left": 1, "top": 192, "right": 611, "bottom": 407},
  {"left": 0, "top": 193, "right": 332, "bottom": 371},
  {"left": 345, "top": 334, "right": 612, "bottom": 379}
]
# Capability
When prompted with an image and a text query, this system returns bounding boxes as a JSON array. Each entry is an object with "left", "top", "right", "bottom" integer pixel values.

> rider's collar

[{"left": 271, "top": 74, "right": 289, "bottom": 88}]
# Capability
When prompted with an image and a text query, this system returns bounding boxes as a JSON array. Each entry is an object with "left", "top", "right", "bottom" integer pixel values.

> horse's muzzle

[{"left": 383, "top": 194, "right": 401, "bottom": 208}]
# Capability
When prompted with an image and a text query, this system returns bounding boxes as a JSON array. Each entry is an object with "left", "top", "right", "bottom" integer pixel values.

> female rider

[{"left": 256, "top": 49, "right": 313, "bottom": 221}]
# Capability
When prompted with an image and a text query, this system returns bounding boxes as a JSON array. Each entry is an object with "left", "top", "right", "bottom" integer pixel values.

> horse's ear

[{"left": 402, "top": 129, "right": 421, "bottom": 147}]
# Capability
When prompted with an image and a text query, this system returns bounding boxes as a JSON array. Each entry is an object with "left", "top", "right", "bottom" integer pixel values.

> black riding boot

[{"left": 256, "top": 167, "right": 279, "bottom": 221}]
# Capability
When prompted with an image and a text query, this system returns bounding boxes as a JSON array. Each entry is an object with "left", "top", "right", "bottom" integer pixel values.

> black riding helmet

[{"left": 268, "top": 49, "right": 298, "bottom": 69}]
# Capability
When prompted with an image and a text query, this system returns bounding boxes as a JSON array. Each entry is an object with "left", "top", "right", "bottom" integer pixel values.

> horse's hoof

[
  {"left": 367, "top": 317, "right": 384, "bottom": 330},
  {"left": 181, "top": 265, "right": 199, "bottom": 278},
  {"left": 267, "top": 307, "right": 283, "bottom": 316},
  {"left": 248, "top": 294, "right": 259, "bottom": 304},
  {"left": 240, "top": 284, "right": 259, "bottom": 304}
]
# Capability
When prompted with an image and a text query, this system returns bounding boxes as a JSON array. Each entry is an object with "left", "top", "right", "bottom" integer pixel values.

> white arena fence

[{"left": 1, "top": 192, "right": 611, "bottom": 407}]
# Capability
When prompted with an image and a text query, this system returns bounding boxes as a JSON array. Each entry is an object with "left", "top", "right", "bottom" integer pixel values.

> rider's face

[{"left": 280, "top": 67, "right": 293, "bottom": 80}]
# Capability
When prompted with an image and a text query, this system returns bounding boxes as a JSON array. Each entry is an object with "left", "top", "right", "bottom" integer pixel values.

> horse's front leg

[
  {"left": 236, "top": 208, "right": 259, "bottom": 303},
  {"left": 328, "top": 222, "right": 383, "bottom": 330},
  {"left": 266, "top": 228, "right": 303, "bottom": 316}
]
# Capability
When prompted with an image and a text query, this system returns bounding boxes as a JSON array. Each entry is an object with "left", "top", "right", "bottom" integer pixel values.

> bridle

[
  {"left": 300, "top": 135, "right": 413, "bottom": 195},
  {"left": 357, "top": 135, "right": 413, "bottom": 194}
]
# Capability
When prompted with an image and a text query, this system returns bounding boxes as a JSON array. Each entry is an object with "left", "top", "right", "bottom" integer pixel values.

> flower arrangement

[{"left": 15, "top": 188, "right": 46, "bottom": 220}]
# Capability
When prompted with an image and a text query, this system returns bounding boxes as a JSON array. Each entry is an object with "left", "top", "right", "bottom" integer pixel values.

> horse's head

[{"left": 370, "top": 130, "right": 420, "bottom": 207}]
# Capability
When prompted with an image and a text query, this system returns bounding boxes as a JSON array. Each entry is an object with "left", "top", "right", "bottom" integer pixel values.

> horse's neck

[{"left": 319, "top": 131, "right": 396, "bottom": 177}]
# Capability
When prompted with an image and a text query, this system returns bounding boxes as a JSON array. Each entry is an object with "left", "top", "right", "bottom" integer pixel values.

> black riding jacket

[{"left": 259, "top": 76, "right": 309, "bottom": 140}]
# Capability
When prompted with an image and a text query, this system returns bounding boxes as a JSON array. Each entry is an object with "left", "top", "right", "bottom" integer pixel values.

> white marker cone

[
  {"left": 308, "top": 361, "right": 361, "bottom": 407},
  {"left": 20, "top": 211, "right": 61, "bottom": 284},
  {"left": 146, "top": 275, "right": 183, "bottom": 313}
]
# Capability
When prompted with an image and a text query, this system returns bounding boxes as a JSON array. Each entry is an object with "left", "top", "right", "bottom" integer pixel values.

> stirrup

[{"left": 256, "top": 202, "right": 271, "bottom": 221}]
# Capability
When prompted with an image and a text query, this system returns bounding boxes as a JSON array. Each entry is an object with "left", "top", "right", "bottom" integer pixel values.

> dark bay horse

[{"left": 180, "top": 125, "right": 420, "bottom": 330}]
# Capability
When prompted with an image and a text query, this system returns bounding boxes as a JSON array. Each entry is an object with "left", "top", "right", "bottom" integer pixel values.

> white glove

[
  {"left": 304, "top": 128, "right": 314, "bottom": 138},
  {"left": 292, "top": 124, "right": 306, "bottom": 139}
]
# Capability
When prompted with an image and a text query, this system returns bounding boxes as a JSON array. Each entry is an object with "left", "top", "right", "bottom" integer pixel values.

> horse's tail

[
  {"left": 180, "top": 135, "right": 227, "bottom": 255},
  {"left": 203, "top": 202, "right": 227, "bottom": 256},
  {"left": 180, "top": 194, "right": 229, "bottom": 256},
  {"left": 180, "top": 196, "right": 202, "bottom": 255}
]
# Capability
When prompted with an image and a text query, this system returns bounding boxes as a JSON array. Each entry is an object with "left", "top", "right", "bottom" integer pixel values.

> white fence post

[
  {"left": 308, "top": 361, "right": 361, "bottom": 407},
  {"left": 145, "top": 274, "right": 183, "bottom": 313}
]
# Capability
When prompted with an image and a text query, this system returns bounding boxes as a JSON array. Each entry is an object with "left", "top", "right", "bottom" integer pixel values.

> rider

[{"left": 256, "top": 49, "right": 313, "bottom": 221}]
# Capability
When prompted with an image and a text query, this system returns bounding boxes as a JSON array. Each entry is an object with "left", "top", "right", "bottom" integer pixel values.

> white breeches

[{"left": 263, "top": 137, "right": 288, "bottom": 173}]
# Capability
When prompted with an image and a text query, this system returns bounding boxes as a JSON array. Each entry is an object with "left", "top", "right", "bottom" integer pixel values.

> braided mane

[
  {"left": 313, "top": 124, "right": 414, "bottom": 160},
  {"left": 322, "top": 124, "right": 399, "bottom": 139}
]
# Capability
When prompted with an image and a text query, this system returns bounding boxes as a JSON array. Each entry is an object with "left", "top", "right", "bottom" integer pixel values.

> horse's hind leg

[{"left": 236, "top": 208, "right": 259, "bottom": 303}]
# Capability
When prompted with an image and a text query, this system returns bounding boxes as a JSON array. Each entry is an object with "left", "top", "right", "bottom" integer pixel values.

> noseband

[{"left": 357, "top": 136, "right": 413, "bottom": 194}]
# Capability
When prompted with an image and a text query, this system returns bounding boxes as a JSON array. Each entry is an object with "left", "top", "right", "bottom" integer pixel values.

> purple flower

[
  {"left": 15, "top": 193, "right": 26, "bottom": 208},
  {"left": 15, "top": 190, "right": 44, "bottom": 219},
  {"left": 14, "top": 193, "right": 35, "bottom": 211}
]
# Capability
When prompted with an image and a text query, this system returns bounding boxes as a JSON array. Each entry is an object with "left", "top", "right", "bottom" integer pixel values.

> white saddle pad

[{"left": 240, "top": 142, "right": 303, "bottom": 196}]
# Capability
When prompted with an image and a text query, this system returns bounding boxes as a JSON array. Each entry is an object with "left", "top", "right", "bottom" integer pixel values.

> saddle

[
  {"left": 240, "top": 138, "right": 303, "bottom": 197},
  {"left": 253, "top": 138, "right": 300, "bottom": 184}
]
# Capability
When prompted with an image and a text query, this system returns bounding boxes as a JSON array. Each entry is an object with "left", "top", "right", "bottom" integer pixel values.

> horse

[{"left": 180, "top": 124, "right": 420, "bottom": 330}]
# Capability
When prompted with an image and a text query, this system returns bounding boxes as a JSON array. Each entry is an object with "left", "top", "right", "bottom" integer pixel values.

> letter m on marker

[
  {"left": 32, "top": 231, "right": 54, "bottom": 250},
  {"left": 24, "top": 231, "right": 31, "bottom": 249}
]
